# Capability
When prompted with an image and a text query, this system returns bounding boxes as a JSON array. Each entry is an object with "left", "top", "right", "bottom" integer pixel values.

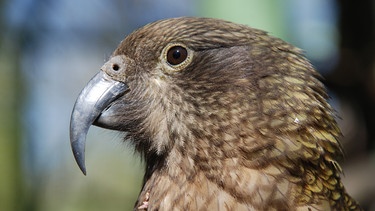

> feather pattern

[{"left": 72, "top": 17, "right": 361, "bottom": 210}]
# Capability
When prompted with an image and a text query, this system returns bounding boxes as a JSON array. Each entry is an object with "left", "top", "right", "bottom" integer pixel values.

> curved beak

[{"left": 69, "top": 71, "right": 128, "bottom": 175}]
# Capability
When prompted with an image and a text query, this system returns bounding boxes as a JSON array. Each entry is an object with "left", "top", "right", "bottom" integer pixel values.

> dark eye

[{"left": 167, "top": 46, "right": 188, "bottom": 65}]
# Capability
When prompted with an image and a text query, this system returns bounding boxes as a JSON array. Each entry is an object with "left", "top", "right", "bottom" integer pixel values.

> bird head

[
  {"left": 70, "top": 17, "right": 340, "bottom": 177},
  {"left": 68, "top": 17, "right": 364, "bottom": 211}
]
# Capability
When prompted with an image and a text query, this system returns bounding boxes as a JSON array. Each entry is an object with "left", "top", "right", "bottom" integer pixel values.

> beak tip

[
  {"left": 81, "top": 167, "right": 87, "bottom": 176},
  {"left": 73, "top": 153, "right": 87, "bottom": 175},
  {"left": 74, "top": 152, "right": 87, "bottom": 175},
  {"left": 71, "top": 136, "right": 87, "bottom": 176}
]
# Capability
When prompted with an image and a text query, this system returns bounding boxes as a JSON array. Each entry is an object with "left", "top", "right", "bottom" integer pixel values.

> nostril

[{"left": 112, "top": 64, "right": 120, "bottom": 71}]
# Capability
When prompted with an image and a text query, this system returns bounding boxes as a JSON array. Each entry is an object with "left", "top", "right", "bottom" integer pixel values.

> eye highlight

[{"left": 167, "top": 46, "right": 188, "bottom": 65}]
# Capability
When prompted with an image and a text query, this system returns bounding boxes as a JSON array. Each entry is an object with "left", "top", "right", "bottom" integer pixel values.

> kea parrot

[{"left": 70, "top": 17, "right": 362, "bottom": 210}]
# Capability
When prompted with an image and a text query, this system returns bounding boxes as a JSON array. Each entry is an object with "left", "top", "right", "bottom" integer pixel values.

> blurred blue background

[{"left": 1, "top": 0, "right": 374, "bottom": 210}]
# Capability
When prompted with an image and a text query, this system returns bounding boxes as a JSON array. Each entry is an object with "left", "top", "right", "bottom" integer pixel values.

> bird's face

[{"left": 70, "top": 17, "right": 327, "bottom": 175}]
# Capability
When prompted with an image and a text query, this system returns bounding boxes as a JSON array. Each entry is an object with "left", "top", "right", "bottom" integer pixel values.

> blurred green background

[{"left": 1, "top": 0, "right": 374, "bottom": 210}]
